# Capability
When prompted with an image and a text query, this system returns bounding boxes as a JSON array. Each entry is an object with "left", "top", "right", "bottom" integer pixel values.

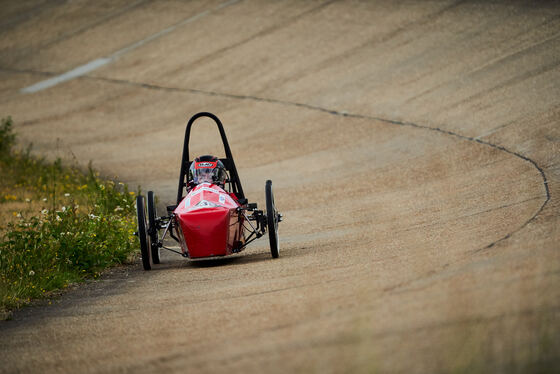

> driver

[{"left": 188, "top": 155, "right": 227, "bottom": 187}]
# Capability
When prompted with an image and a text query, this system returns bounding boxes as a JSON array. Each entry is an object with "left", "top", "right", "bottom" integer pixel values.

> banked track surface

[
  {"left": 84, "top": 75, "right": 552, "bottom": 252},
  {"left": 0, "top": 1, "right": 559, "bottom": 373}
]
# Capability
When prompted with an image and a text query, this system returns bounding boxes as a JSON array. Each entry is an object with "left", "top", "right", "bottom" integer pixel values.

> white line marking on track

[
  {"left": 20, "top": 0, "right": 240, "bottom": 94},
  {"left": 20, "top": 58, "right": 112, "bottom": 93}
]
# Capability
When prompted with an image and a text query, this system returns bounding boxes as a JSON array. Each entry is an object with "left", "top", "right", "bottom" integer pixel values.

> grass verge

[{"left": 0, "top": 117, "right": 138, "bottom": 319}]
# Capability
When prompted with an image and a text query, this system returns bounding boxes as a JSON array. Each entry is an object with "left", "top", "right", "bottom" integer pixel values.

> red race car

[{"left": 135, "top": 112, "right": 281, "bottom": 270}]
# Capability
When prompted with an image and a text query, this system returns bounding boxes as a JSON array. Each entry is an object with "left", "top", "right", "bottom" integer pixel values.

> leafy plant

[
  {"left": 0, "top": 117, "right": 139, "bottom": 317},
  {"left": 0, "top": 116, "right": 16, "bottom": 160}
]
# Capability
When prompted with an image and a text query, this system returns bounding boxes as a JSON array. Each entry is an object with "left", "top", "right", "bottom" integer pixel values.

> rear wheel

[
  {"left": 136, "top": 195, "right": 152, "bottom": 270},
  {"left": 147, "top": 191, "right": 160, "bottom": 264},
  {"left": 266, "top": 180, "right": 279, "bottom": 258}
]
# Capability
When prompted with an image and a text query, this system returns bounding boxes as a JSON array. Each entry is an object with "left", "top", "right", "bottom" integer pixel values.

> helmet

[{"left": 188, "top": 155, "right": 227, "bottom": 186}]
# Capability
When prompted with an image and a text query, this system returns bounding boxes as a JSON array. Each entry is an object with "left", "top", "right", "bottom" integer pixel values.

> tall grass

[{"left": 0, "top": 117, "right": 138, "bottom": 318}]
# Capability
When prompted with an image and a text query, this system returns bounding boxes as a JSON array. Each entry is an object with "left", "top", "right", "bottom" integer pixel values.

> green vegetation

[{"left": 0, "top": 117, "right": 138, "bottom": 318}]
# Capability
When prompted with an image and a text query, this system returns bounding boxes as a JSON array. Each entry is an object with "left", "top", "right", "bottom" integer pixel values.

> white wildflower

[
  {"left": 29, "top": 270, "right": 35, "bottom": 276},
  {"left": 41, "top": 209, "right": 49, "bottom": 215},
  {"left": 64, "top": 193, "right": 70, "bottom": 197},
  {"left": 42, "top": 198, "right": 47, "bottom": 202},
  {"left": 114, "top": 206, "right": 124, "bottom": 212},
  {"left": 25, "top": 198, "right": 31, "bottom": 203},
  {"left": 61, "top": 206, "right": 67, "bottom": 212}
]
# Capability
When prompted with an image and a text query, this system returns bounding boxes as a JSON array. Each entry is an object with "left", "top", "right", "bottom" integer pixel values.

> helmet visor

[{"left": 194, "top": 161, "right": 217, "bottom": 184}]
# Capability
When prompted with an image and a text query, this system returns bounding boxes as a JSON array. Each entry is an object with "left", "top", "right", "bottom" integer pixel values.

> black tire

[
  {"left": 265, "top": 180, "right": 279, "bottom": 258},
  {"left": 136, "top": 195, "right": 152, "bottom": 270},
  {"left": 147, "top": 191, "right": 160, "bottom": 264}
]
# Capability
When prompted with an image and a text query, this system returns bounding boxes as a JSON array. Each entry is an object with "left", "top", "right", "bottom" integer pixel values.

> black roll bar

[{"left": 176, "top": 112, "right": 245, "bottom": 204}]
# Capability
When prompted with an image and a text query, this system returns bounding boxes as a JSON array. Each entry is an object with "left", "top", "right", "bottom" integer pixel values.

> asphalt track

[{"left": 0, "top": 1, "right": 559, "bottom": 372}]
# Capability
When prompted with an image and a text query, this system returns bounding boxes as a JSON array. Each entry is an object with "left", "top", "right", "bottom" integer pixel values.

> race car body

[{"left": 173, "top": 183, "right": 245, "bottom": 258}]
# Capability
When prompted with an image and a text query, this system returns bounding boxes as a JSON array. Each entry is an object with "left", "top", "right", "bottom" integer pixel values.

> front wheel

[
  {"left": 147, "top": 191, "right": 160, "bottom": 264},
  {"left": 136, "top": 195, "right": 152, "bottom": 270},
  {"left": 265, "top": 180, "right": 279, "bottom": 258}
]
